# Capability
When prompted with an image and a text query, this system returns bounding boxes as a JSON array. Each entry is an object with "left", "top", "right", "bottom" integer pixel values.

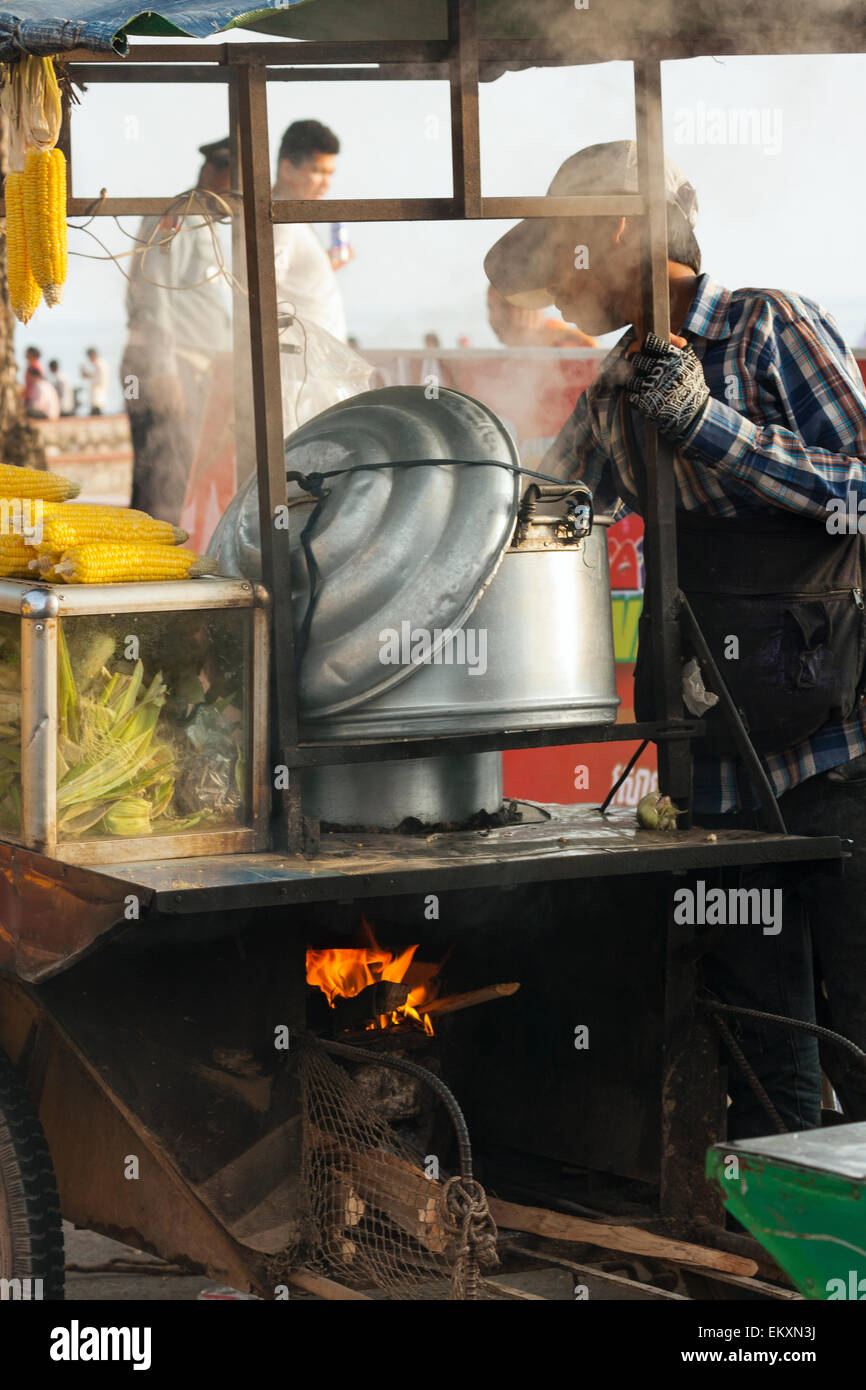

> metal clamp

[{"left": 517, "top": 480, "right": 594, "bottom": 543}]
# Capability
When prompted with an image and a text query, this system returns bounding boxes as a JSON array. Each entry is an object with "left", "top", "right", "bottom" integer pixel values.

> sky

[{"left": 22, "top": 40, "right": 866, "bottom": 412}]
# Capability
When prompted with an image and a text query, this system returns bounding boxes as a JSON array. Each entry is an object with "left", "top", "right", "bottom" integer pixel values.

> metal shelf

[
  {"left": 285, "top": 720, "right": 703, "bottom": 767},
  {"left": 84, "top": 806, "right": 845, "bottom": 916}
]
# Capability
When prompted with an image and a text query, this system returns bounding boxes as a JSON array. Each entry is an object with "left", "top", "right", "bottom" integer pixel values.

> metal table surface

[
  {"left": 0, "top": 805, "right": 844, "bottom": 982},
  {"left": 81, "top": 804, "right": 844, "bottom": 914}
]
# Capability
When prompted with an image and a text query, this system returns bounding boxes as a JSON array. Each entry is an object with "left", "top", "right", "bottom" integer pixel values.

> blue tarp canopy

[
  {"left": 0, "top": 2, "right": 460, "bottom": 60},
  {"left": 1, "top": 0, "right": 865, "bottom": 64}
]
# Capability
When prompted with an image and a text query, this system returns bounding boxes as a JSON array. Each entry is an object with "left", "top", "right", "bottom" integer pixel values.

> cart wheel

[{"left": 0, "top": 1050, "right": 64, "bottom": 1299}]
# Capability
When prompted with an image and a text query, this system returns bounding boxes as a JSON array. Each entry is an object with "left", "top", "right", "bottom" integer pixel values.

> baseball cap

[
  {"left": 484, "top": 139, "right": 698, "bottom": 310},
  {"left": 198, "top": 137, "right": 231, "bottom": 170}
]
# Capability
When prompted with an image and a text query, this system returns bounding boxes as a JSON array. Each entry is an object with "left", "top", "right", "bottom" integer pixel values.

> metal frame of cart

[
  {"left": 0, "top": 1, "right": 856, "bottom": 1299},
  {"left": 53, "top": 9, "right": 718, "bottom": 847}
]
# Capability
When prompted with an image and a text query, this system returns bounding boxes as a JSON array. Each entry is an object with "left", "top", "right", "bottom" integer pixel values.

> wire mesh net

[{"left": 268, "top": 1042, "right": 498, "bottom": 1300}]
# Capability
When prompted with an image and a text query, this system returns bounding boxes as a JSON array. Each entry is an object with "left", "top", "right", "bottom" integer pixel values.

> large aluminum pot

[
  {"left": 210, "top": 387, "right": 618, "bottom": 827},
  {"left": 303, "top": 513, "right": 619, "bottom": 740}
]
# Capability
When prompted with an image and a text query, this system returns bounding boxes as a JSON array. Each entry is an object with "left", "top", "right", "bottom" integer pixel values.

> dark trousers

[
  {"left": 698, "top": 769, "right": 866, "bottom": 1138},
  {"left": 124, "top": 356, "right": 207, "bottom": 524}
]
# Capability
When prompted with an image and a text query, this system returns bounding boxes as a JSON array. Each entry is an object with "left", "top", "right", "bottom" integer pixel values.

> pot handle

[{"left": 518, "top": 480, "right": 593, "bottom": 537}]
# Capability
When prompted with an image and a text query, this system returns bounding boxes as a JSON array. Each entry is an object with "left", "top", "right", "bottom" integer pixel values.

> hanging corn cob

[
  {"left": 5, "top": 172, "right": 40, "bottom": 322},
  {"left": 16, "top": 55, "right": 62, "bottom": 151},
  {"left": 23, "top": 145, "right": 66, "bottom": 306},
  {"left": 1, "top": 54, "right": 67, "bottom": 321},
  {"left": 54, "top": 544, "right": 219, "bottom": 584}
]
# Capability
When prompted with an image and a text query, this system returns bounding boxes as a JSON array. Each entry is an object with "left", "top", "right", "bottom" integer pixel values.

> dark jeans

[
  {"left": 124, "top": 356, "right": 207, "bottom": 524},
  {"left": 697, "top": 768, "right": 866, "bottom": 1138}
]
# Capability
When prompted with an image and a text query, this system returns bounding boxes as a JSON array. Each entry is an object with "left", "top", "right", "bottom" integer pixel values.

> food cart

[{"left": 0, "top": 0, "right": 857, "bottom": 1301}]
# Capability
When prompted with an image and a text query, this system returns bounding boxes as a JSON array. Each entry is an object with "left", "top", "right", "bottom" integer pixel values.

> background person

[
  {"left": 24, "top": 364, "right": 60, "bottom": 420},
  {"left": 80, "top": 347, "right": 110, "bottom": 416},
  {"left": 272, "top": 119, "right": 348, "bottom": 343},
  {"left": 486, "top": 284, "right": 597, "bottom": 348},
  {"left": 121, "top": 138, "right": 233, "bottom": 522},
  {"left": 48, "top": 359, "right": 75, "bottom": 416}
]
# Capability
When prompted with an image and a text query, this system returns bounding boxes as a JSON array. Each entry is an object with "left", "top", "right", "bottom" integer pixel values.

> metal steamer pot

[
  {"left": 307, "top": 487, "right": 617, "bottom": 741},
  {"left": 209, "top": 387, "right": 619, "bottom": 830}
]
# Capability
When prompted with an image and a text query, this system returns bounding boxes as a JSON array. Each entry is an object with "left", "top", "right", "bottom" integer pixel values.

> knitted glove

[{"left": 626, "top": 332, "right": 710, "bottom": 441}]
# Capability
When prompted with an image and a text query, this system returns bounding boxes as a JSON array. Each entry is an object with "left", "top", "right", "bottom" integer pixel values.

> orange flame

[{"left": 306, "top": 918, "right": 439, "bottom": 1033}]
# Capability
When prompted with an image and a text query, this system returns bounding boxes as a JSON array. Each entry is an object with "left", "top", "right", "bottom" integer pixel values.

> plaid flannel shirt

[{"left": 542, "top": 273, "right": 866, "bottom": 813}]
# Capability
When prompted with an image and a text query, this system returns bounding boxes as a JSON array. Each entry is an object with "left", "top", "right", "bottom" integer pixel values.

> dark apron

[{"left": 622, "top": 397, "right": 866, "bottom": 754}]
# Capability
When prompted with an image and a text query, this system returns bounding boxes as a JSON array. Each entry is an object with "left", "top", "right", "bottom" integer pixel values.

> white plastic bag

[
  {"left": 278, "top": 312, "right": 373, "bottom": 436},
  {"left": 208, "top": 316, "right": 373, "bottom": 572}
]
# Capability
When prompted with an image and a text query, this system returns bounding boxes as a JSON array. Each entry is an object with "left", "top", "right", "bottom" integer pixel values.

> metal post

[
  {"left": 634, "top": 60, "right": 692, "bottom": 817},
  {"left": 659, "top": 875, "right": 726, "bottom": 1227},
  {"left": 448, "top": 0, "right": 482, "bottom": 217},
  {"left": 21, "top": 604, "right": 57, "bottom": 855},
  {"left": 233, "top": 63, "right": 303, "bottom": 852},
  {"left": 57, "top": 97, "right": 72, "bottom": 197},
  {"left": 228, "top": 71, "right": 256, "bottom": 491}
]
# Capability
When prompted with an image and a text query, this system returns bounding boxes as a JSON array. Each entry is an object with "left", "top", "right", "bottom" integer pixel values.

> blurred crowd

[{"left": 20, "top": 343, "right": 110, "bottom": 421}]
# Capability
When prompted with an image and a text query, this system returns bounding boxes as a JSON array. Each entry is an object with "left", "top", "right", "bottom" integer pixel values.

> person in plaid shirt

[{"left": 486, "top": 139, "right": 866, "bottom": 1138}]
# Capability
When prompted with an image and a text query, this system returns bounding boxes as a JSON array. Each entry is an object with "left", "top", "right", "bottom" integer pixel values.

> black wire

[
  {"left": 598, "top": 740, "right": 649, "bottom": 815},
  {"left": 296, "top": 503, "right": 323, "bottom": 667},
  {"left": 286, "top": 457, "right": 595, "bottom": 502}
]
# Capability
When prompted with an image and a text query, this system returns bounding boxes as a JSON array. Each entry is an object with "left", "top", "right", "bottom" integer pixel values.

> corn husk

[
  {"left": 0, "top": 614, "right": 246, "bottom": 841},
  {"left": 102, "top": 796, "right": 152, "bottom": 837}
]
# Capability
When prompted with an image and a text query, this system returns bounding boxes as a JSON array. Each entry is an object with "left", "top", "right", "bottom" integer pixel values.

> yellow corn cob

[
  {"left": 0, "top": 535, "right": 37, "bottom": 578},
  {"left": 55, "top": 544, "right": 218, "bottom": 584},
  {"left": 36, "top": 509, "right": 187, "bottom": 556},
  {"left": 4, "top": 172, "right": 41, "bottom": 323},
  {"left": 0, "top": 466, "right": 80, "bottom": 500},
  {"left": 22, "top": 146, "right": 66, "bottom": 305},
  {"left": 10, "top": 501, "right": 152, "bottom": 529}
]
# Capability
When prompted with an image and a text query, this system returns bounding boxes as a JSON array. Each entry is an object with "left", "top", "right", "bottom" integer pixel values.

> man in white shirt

[
  {"left": 80, "top": 347, "right": 110, "bottom": 416},
  {"left": 272, "top": 120, "right": 348, "bottom": 343}
]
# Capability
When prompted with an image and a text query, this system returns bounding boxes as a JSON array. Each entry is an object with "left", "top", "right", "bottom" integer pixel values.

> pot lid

[{"left": 209, "top": 386, "right": 521, "bottom": 717}]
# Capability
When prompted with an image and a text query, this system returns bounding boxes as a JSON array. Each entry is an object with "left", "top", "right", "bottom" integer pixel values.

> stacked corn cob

[
  {"left": 0, "top": 466, "right": 218, "bottom": 583},
  {"left": 2, "top": 55, "right": 67, "bottom": 321},
  {"left": 0, "top": 465, "right": 80, "bottom": 576},
  {"left": 0, "top": 466, "right": 230, "bottom": 841},
  {"left": 54, "top": 542, "right": 217, "bottom": 583}
]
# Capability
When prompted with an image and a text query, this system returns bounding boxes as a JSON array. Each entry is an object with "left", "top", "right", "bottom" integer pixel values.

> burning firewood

[
  {"left": 422, "top": 982, "right": 520, "bottom": 1018},
  {"left": 327, "top": 979, "right": 412, "bottom": 1032},
  {"left": 343, "top": 981, "right": 522, "bottom": 1038}
]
